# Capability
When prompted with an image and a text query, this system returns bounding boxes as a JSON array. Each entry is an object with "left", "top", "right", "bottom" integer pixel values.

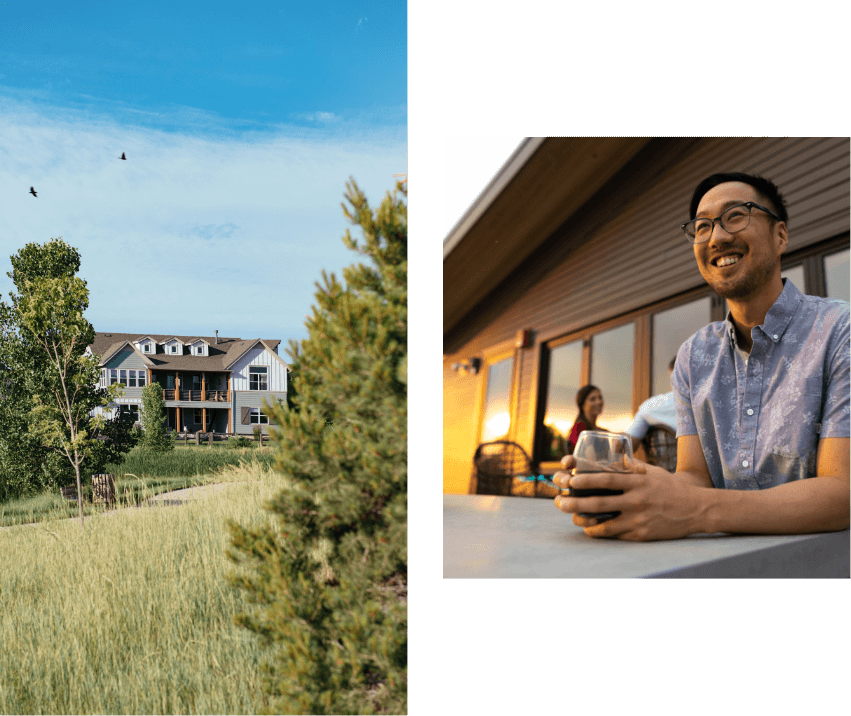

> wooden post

[
  {"left": 228, "top": 407, "right": 231, "bottom": 434},
  {"left": 202, "top": 407, "right": 206, "bottom": 432},
  {"left": 194, "top": 432, "right": 200, "bottom": 445},
  {"left": 175, "top": 371, "right": 180, "bottom": 400},
  {"left": 176, "top": 406, "right": 181, "bottom": 434},
  {"left": 92, "top": 474, "right": 116, "bottom": 506},
  {"left": 202, "top": 372, "right": 205, "bottom": 401}
]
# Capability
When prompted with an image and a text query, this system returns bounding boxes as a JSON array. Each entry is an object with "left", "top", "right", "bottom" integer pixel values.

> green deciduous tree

[
  {"left": 0, "top": 303, "right": 69, "bottom": 501},
  {"left": 17, "top": 274, "right": 123, "bottom": 524},
  {"left": 0, "top": 239, "right": 87, "bottom": 500},
  {"left": 228, "top": 178, "right": 407, "bottom": 714},
  {"left": 0, "top": 238, "right": 137, "bottom": 504}
]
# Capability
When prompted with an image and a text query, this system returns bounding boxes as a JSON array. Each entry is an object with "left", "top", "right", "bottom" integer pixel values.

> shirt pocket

[
  {"left": 767, "top": 378, "right": 820, "bottom": 481},
  {"left": 804, "top": 375, "right": 823, "bottom": 397}
]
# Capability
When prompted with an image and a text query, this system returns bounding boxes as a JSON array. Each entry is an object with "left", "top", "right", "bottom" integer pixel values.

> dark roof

[{"left": 89, "top": 332, "right": 282, "bottom": 372}]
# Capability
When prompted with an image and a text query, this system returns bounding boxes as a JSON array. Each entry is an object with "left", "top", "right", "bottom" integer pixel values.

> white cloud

[{"left": 0, "top": 95, "right": 406, "bottom": 346}]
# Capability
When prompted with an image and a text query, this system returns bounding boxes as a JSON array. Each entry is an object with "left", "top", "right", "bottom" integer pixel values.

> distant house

[{"left": 87, "top": 331, "right": 289, "bottom": 435}]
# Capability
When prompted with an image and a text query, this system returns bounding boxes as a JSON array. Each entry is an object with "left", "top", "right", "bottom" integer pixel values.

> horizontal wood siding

[
  {"left": 233, "top": 390, "right": 284, "bottom": 434},
  {"left": 103, "top": 350, "right": 148, "bottom": 398}
]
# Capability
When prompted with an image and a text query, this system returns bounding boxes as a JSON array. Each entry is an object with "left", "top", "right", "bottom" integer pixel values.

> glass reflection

[
  {"left": 652, "top": 297, "right": 711, "bottom": 394},
  {"left": 591, "top": 323, "right": 634, "bottom": 434},
  {"left": 481, "top": 358, "right": 513, "bottom": 442},
  {"left": 824, "top": 249, "right": 850, "bottom": 303},
  {"left": 542, "top": 340, "right": 582, "bottom": 460}
]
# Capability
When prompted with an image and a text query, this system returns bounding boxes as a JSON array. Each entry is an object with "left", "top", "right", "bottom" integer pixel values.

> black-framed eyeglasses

[{"left": 681, "top": 202, "right": 781, "bottom": 244}]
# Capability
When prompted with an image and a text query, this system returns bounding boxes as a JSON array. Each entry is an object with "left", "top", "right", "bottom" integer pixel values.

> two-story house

[{"left": 87, "top": 331, "right": 289, "bottom": 435}]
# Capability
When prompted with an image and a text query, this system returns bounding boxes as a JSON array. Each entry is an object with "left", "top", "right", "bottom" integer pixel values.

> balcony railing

[{"left": 162, "top": 389, "right": 230, "bottom": 402}]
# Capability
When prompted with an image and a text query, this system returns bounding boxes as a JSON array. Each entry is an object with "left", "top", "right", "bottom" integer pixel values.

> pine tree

[{"left": 227, "top": 178, "right": 407, "bottom": 715}]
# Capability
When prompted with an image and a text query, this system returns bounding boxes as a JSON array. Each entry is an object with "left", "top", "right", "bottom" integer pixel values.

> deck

[{"left": 162, "top": 389, "right": 230, "bottom": 402}]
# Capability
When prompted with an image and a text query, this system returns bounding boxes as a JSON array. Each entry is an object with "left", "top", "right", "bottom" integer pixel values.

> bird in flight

[
  {"left": 29, "top": 186, "right": 37, "bottom": 197},
  {"left": 119, "top": 152, "right": 127, "bottom": 160}
]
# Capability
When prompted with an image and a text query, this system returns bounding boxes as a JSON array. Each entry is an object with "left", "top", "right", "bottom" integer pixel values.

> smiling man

[{"left": 553, "top": 172, "right": 850, "bottom": 541}]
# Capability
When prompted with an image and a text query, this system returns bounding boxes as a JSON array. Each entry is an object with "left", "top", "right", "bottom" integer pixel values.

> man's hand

[{"left": 553, "top": 454, "right": 710, "bottom": 541}]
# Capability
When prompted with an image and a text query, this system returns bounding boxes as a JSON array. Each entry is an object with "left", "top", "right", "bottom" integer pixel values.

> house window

[
  {"left": 193, "top": 409, "right": 202, "bottom": 425},
  {"left": 123, "top": 369, "right": 147, "bottom": 388},
  {"left": 119, "top": 404, "right": 139, "bottom": 422},
  {"left": 824, "top": 248, "right": 850, "bottom": 302},
  {"left": 249, "top": 366, "right": 268, "bottom": 391},
  {"left": 195, "top": 345, "right": 204, "bottom": 355},
  {"left": 142, "top": 342, "right": 152, "bottom": 353},
  {"left": 480, "top": 357, "right": 513, "bottom": 443},
  {"left": 542, "top": 340, "right": 583, "bottom": 460},
  {"left": 110, "top": 369, "right": 119, "bottom": 385},
  {"left": 170, "top": 344, "right": 179, "bottom": 354},
  {"left": 249, "top": 407, "right": 269, "bottom": 424},
  {"left": 651, "top": 297, "right": 711, "bottom": 395},
  {"left": 119, "top": 369, "right": 127, "bottom": 385},
  {"left": 137, "top": 370, "right": 146, "bottom": 387},
  {"left": 590, "top": 323, "right": 635, "bottom": 434}
]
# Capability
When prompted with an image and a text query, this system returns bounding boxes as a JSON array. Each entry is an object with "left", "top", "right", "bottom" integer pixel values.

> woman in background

[{"left": 565, "top": 384, "right": 606, "bottom": 455}]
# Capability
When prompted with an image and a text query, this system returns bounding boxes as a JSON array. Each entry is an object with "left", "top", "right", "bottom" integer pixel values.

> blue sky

[{"left": 0, "top": 1, "right": 406, "bottom": 352}]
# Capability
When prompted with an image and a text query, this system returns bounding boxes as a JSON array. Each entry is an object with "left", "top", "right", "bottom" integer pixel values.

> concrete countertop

[{"left": 443, "top": 494, "right": 850, "bottom": 578}]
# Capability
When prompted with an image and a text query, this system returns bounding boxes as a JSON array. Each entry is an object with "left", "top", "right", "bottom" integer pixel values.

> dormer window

[
  {"left": 170, "top": 344, "right": 179, "bottom": 354},
  {"left": 142, "top": 343, "right": 152, "bottom": 353},
  {"left": 195, "top": 345, "right": 204, "bottom": 355}
]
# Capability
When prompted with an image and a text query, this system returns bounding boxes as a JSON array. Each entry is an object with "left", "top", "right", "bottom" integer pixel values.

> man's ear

[{"left": 775, "top": 221, "right": 789, "bottom": 255}]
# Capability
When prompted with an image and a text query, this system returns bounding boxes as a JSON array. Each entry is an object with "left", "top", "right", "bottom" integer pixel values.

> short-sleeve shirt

[
  {"left": 672, "top": 279, "right": 850, "bottom": 490},
  {"left": 626, "top": 392, "right": 677, "bottom": 440}
]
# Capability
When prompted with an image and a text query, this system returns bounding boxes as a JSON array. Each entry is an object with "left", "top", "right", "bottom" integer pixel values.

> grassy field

[
  {"left": 0, "top": 457, "right": 292, "bottom": 714},
  {"left": 0, "top": 446, "right": 278, "bottom": 528}
]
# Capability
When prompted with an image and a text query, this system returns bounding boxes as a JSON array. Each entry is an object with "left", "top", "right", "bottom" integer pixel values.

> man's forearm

[{"left": 697, "top": 476, "right": 850, "bottom": 534}]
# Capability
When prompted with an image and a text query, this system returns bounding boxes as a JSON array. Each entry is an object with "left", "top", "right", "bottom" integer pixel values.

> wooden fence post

[{"left": 92, "top": 474, "right": 116, "bottom": 506}]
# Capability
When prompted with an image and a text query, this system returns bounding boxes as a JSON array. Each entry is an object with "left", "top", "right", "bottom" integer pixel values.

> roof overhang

[{"left": 443, "top": 137, "right": 652, "bottom": 336}]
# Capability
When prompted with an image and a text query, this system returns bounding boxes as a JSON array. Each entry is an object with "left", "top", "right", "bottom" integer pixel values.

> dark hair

[
  {"left": 689, "top": 172, "right": 788, "bottom": 225},
  {"left": 575, "top": 384, "right": 601, "bottom": 427},
  {"left": 668, "top": 356, "right": 676, "bottom": 371}
]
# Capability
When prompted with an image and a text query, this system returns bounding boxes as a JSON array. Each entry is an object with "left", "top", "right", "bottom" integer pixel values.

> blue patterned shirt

[{"left": 672, "top": 279, "right": 850, "bottom": 490}]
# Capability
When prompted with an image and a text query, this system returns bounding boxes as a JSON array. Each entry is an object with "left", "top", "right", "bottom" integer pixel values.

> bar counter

[{"left": 443, "top": 495, "right": 850, "bottom": 578}]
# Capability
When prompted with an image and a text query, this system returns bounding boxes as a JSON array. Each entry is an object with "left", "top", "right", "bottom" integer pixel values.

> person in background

[
  {"left": 626, "top": 357, "right": 678, "bottom": 453},
  {"left": 565, "top": 384, "right": 606, "bottom": 455}
]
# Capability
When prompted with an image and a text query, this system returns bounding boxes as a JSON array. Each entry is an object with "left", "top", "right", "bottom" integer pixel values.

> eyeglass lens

[{"left": 688, "top": 204, "right": 751, "bottom": 242}]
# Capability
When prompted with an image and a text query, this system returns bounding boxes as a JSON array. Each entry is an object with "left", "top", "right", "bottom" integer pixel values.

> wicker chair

[
  {"left": 471, "top": 440, "right": 536, "bottom": 496},
  {"left": 642, "top": 425, "right": 677, "bottom": 472}
]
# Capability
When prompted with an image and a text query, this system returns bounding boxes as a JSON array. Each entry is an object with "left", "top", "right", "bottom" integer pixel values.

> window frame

[
  {"left": 249, "top": 407, "right": 269, "bottom": 424},
  {"left": 249, "top": 366, "right": 269, "bottom": 391}
]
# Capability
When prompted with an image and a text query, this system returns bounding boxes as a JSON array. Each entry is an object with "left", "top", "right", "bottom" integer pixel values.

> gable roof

[{"left": 89, "top": 332, "right": 283, "bottom": 372}]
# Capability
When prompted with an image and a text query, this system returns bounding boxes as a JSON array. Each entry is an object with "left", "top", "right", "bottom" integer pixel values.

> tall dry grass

[{"left": 0, "top": 457, "right": 286, "bottom": 714}]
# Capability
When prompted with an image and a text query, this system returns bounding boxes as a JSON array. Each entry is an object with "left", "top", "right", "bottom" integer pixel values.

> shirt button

[
  {"left": 747, "top": 409, "right": 754, "bottom": 416},
  {"left": 773, "top": 334, "right": 779, "bottom": 340},
  {"left": 742, "top": 460, "right": 749, "bottom": 468}
]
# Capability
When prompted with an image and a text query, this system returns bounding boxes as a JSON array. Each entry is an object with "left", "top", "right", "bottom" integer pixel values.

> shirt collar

[{"left": 724, "top": 278, "right": 802, "bottom": 348}]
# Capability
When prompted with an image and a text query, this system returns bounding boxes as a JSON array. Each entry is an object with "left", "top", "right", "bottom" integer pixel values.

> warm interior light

[{"left": 483, "top": 412, "right": 511, "bottom": 441}]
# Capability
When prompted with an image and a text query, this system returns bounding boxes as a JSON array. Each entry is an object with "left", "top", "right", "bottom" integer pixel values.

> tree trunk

[{"left": 75, "top": 453, "right": 84, "bottom": 527}]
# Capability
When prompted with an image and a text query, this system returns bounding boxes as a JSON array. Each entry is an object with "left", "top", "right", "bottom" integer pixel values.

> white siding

[{"left": 230, "top": 346, "right": 288, "bottom": 392}]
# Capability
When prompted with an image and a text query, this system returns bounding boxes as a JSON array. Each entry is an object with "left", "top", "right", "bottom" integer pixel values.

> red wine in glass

[{"left": 568, "top": 430, "right": 632, "bottom": 523}]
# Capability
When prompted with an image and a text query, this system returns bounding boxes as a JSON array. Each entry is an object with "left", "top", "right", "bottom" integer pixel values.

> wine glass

[{"left": 568, "top": 430, "right": 632, "bottom": 523}]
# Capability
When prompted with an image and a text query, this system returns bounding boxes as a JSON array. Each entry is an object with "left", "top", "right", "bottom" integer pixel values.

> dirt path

[{"left": 0, "top": 482, "right": 235, "bottom": 532}]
